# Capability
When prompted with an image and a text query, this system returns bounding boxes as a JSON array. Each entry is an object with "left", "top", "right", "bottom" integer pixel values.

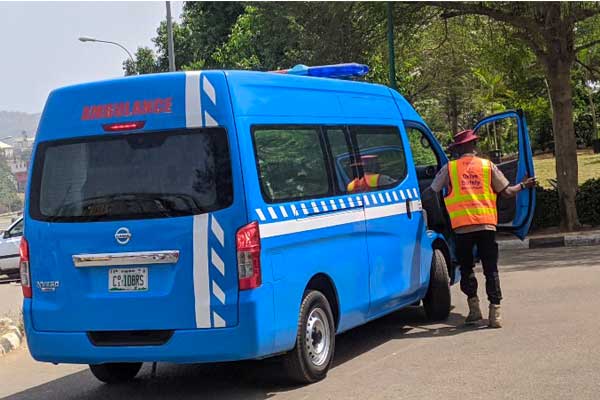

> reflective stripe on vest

[
  {"left": 444, "top": 156, "right": 498, "bottom": 229},
  {"left": 347, "top": 174, "right": 380, "bottom": 193}
]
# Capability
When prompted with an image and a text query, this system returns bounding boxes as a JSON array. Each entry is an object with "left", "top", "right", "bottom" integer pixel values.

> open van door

[{"left": 473, "top": 110, "right": 535, "bottom": 240}]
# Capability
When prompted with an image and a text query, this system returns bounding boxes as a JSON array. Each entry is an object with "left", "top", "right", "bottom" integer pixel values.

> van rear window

[{"left": 29, "top": 128, "right": 233, "bottom": 222}]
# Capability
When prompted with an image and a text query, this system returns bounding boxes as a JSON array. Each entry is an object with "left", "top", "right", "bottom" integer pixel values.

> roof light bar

[{"left": 272, "top": 63, "right": 370, "bottom": 79}]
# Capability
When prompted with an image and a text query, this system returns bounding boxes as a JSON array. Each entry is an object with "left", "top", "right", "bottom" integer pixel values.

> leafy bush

[
  {"left": 531, "top": 178, "right": 600, "bottom": 230},
  {"left": 532, "top": 186, "right": 561, "bottom": 230},
  {"left": 576, "top": 178, "right": 600, "bottom": 226}
]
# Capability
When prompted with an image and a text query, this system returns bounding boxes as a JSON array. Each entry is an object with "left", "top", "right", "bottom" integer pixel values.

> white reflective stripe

[
  {"left": 279, "top": 205, "right": 289, "bottom": 218},
  {"left": 378, "top": 193, "right": 385, "bottom": 203},
  {"left": 371, "top": 194, "right": 378, "bottom": 205},
  {"left": 412, "top": 199, "right": 423, "bottom": 211},
  {"left": 320, "top": 201, "right": 328, "bottom": 211},
  {"left": 211, "top": 249, "right": 225, "bottom": 276},
  {"left": 355, "top": 196, "right": 363, "bottom": 206},
  {"left": 212, "top": 281, "right": 226, "bottom": 304},
  {"left": 311, "top": 202, "right": 319, "bottom": 213},
  {"left": 301, "top": 203, "right": 309, "bottom": 215},
  {"left": 260, "top": 209, "right": 364, "bottom": 238},
  {"left": 385, "top": 192, "right": 392, "bottom": 202},
  {"left": 213, "top": 311, "right": 226, "bottom": 328},
  {"left": 255, "top": 208, "right": 266, "bottom": 221},
  {"left": 267, "top": 207, "right": 278, "bottom": 219},
  {"left": 204, "top": 111, "right": 218, "bottom": 127},
  {"left": 329, "top": 199, "right": 337, "bottom": 210},
  {"left": 407, "top": 190, "right": 413, "bottom": 199},
  {"left": 339, "top": 199, "right": 346, "bottom": 209},
  {"left": 193, "top": 214, "right": 210, "bottom": 328},
  {"left": 185, "top": 71, "right": 202, "bottom": 128},
  {"left": 364, "top": 202, "right": 407, "bottom": 220},
  {"left": 413, "top": 188, "right": 419, "bottom": 199},
  {"left": 392, "top": 191, "right": 399, "bottom": 201},
  {"left": 348, "top": 198, "right": 355, "bottom": 207},
  {"left": 362, "top": 195, "right": 370, "bottom": 206},
  {"left": 210, "top": 216, "right": 225, "bottom": 247},
  {"left": 291, "top": 204, "right": 299, "bottom": 216},
  {"left": 399, "top": 190, "right": 406, "bottom": 200},
  {"left": 203, "top": 75, "right": 216, "bottom": 105}
]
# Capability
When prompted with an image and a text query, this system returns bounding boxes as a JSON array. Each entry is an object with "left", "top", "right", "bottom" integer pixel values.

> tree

[
  {"left": 123, "top": 2, "right": 244, "bottom": 74},
  {"left": 432, "top": 2, "right": 600, "bottom": 231},
  {"left": 0, "top": 158, "right": 21, "bottom": 213},
  {"left": 124, "top": 47, "right": 161, "bottom": 76}
]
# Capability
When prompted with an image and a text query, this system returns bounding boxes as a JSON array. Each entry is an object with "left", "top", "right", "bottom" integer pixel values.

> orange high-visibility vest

[
  {"left": 347, "top": 174, "right": 380, "bottom": 193},
  {"left": 444, "top": 156, "right": 498, "bottom": 229}
]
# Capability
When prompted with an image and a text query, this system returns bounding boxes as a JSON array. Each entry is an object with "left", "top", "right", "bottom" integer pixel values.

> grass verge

[{"left": 534, "top": 149, "right": 600, "bottom": 188}]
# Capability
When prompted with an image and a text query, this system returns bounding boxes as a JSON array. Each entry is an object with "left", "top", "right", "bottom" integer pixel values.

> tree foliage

[{"left": 125, "top": 1, "right": 600, "bottom": 231}]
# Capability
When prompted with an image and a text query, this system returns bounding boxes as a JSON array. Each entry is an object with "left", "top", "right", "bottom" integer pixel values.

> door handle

[{"left": 406, "top": 199, "right": 412, "bottom": 219}]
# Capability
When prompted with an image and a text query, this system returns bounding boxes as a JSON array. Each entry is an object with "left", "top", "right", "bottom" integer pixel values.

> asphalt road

[
  {"left": 0, "top": 282, "right": 22, "bottom": 318},
  {"left": 1, "top": 245, "right": 600, "bottom": 400}
]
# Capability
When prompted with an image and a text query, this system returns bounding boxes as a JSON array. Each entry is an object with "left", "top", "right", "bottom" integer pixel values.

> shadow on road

[
  {"left": 501, "top": 246, "right": 600, "bottom": 273},
  {"left": 5, "top": 306, "right": 478, "bottom": 400}
]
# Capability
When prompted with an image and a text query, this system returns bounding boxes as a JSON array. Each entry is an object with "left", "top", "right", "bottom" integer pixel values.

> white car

[{"left": 0, "top": 216, "right": 23, "bottom": 275}]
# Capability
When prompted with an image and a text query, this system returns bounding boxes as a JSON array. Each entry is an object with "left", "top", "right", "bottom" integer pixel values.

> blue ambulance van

[{"left": 21, "top": 64, "right": 535, "bottom": 384}]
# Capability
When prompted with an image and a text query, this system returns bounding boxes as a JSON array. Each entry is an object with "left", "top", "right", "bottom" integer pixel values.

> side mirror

[{"left": 2, "top": 231, "right": 9, "bottom": 239}]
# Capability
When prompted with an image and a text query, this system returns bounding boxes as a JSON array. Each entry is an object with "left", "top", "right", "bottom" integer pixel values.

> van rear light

[
  {"left": 102, "top": 121, "right": 146, "bottom": 132},
  {"left": 236, "top": 221, "right": 261, "bottom": 290},
  {"left": 19, "top": 237, "right": 32, "bottom": 298}
]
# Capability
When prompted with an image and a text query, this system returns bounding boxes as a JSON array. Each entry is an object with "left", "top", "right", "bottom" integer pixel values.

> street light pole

[
  {"left": 166, "top": 1, "right": 176, "bottom": 72},
  {"left": 387, "top": 2, "right": 397, "bottom": 90},
  {"left": 78, "top": 36, "right": 135, "bottom": 64}
]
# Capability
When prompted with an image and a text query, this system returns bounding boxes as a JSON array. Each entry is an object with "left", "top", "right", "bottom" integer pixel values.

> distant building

[
  {"left": 0, "top": 141, "right": 14, "bottom": 159},
  {"left": 7, "top": 159, "right": 28, "bottom": 192}
]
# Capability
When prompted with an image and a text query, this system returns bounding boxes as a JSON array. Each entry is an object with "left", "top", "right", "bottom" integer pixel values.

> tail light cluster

[
  {"left": 236, "top": 222, "right": 261, "bottom": 290},
  {"left": 19, "top": 237, "right": 32, "bottom": 298}
]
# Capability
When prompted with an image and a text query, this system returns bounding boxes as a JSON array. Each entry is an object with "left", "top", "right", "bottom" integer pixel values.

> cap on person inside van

[{"left": 448, "top": 129, "right": 478, "bottom": 149}]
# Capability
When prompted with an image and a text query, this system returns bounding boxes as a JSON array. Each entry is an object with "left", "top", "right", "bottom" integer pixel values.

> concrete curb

[
  {"left": 499, "top": 231, "right": 600, "bottom": 250},
  {"left": 0, "top": 318, "right": 23, "bottom": 357}
]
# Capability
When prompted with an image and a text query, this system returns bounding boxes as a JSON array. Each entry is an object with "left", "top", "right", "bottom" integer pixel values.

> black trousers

[{"left": 455, "top": 230, "right": 502, "bottom": 305}]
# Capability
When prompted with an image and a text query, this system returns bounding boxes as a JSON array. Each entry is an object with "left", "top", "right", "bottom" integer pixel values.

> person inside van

[
  {"left": 347, "top": 154, "right": 395, "bottom": 193},
  {"left": 430, "top": 129, "right": 536, "bottom": 328}
]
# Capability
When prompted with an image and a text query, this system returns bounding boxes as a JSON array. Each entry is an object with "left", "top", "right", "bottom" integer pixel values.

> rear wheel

[
  {"left": 282, "top": 290, "right": 336, "bottom": 384},
  {"left": 89, "top": 362, "right": 143, "bottom": 384},
  {"left": 423, "top": 249, "right": 451, "bottom": 321}
]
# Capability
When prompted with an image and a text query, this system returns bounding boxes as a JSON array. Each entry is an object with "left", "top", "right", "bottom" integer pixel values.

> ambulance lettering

[{"left": 81, "top": 97, "right": 173, "bottom": 120}]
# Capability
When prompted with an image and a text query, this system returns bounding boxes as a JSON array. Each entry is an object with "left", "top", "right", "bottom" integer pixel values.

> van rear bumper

[{"left": 24, "top": 284, "right": 277, "bottom": 364}]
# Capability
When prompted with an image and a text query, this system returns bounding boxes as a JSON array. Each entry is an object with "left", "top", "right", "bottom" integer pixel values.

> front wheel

[
  {"left": 89, "top": 362, "right": 143, "bottom": 384},
  {"left": 423, "top": 249, "right": 451, "bottom": 321},
  {"left": 282, "top": 290, "right": 336, "bottom": 384}
]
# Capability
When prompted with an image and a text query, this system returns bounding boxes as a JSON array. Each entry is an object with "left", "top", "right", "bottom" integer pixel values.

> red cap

[{"left": 448, "top": 129, "right": 478, "bottom": 148}]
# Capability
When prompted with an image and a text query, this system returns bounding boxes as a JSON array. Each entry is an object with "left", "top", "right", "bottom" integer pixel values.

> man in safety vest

[
  {"left": 347, "top": 155, "right": 395, "bottom": 193},
  {"left": 430, "top": 129, "right": 536, "bottom": 328}
]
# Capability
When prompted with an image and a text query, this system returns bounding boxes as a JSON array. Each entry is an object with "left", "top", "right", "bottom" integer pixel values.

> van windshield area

[{"left": 30, "top": 128, "right": 233, "bottom": 222}]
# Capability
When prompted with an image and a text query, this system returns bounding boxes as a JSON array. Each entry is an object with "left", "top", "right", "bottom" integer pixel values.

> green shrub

[
  {"left": 532, "top": 186, "right": 560, "bottom": 230},
  {"left": 531, "top": 178, "right": 600, "bottom": 230},
  {"left": 576, "top": 178, "right": 600, "bottom": 226}
]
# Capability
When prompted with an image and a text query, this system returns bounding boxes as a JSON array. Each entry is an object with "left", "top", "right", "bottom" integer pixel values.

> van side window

[
  {"left": 323, "top": 127, "right": 359, "bottom": 194},
  {"left": 253, "top": 127, "right": 332, "bottom": 202},
  {"left": 406, "top": 126, "right": 439, "bottom": 167},
  {"left": 347, "top": 126, "right": 407, "bottom": 193}
]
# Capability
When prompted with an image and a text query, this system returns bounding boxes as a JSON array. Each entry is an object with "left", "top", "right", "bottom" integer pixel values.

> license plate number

[{"left": 109, "top": 268, "right": 148, "bottom": 292}]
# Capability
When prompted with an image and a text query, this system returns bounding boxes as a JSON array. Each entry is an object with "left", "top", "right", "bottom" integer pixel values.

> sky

[{"left": 0, "top": 1, "right": 184, "bottom": 114}]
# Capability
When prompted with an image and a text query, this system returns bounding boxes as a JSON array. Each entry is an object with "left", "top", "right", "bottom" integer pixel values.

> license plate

[{"left": 109, "top": 268, "right": 148, "bottom": 292}]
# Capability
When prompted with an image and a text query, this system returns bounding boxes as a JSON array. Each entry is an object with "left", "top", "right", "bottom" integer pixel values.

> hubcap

[{"left": 305, "top": 308, "right": 331, "bottom": 366}]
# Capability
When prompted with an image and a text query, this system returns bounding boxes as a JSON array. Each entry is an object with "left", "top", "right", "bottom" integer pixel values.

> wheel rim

[{"left": 305, "top": 307, "right": 331, "bottom": 367}]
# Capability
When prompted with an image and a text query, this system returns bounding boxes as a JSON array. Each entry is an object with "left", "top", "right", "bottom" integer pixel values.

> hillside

[{"left": 0, "top": 111, "right": 40, "bottom": 140}]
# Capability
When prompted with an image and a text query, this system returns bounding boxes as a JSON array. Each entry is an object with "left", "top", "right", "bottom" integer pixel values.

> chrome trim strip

[{"left": 73, "top": 250, "right": 180, "bottom": 267}]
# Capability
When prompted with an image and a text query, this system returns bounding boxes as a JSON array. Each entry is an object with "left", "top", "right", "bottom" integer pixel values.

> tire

[
  {"left": 282, "top": 290, "right": 336, "bottom": 384},
  {"left": 89, "top": 362, "right": 143, "bottom": 384},
  {"left": 423, "top": 249, "right": 451, "bottom": 321}
]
